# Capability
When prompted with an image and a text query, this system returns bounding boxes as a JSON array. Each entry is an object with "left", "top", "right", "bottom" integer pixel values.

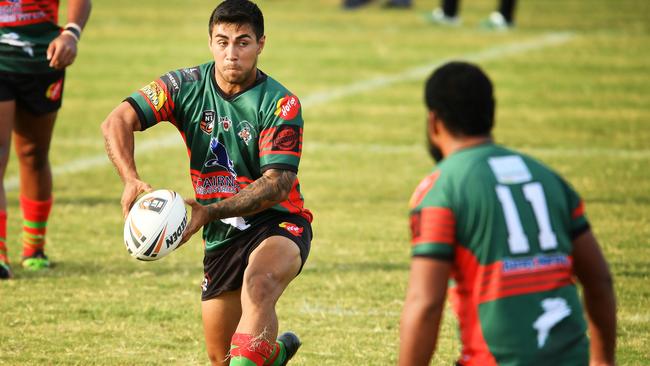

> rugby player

[
  {"left": 101, "top": 1, "right": 311, "bottom": 365},
  {"left": 399, "top": 61, "right": 616, "bottom": 366},
  {"left": 0, "top": 0, "right": 92, "bottom": 279}
]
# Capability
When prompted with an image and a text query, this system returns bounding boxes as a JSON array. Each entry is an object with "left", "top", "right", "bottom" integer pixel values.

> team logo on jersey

[
  {"left": 274, "top": 95, "right": 300, "bottom": 121},
  {"left": 237, "top": 120, "right": 255, "bottom": 146},
  {"left": 140, "top": 81, "right": 166, "bottom": 111},
  {"left": 279, "top": 222, "right": 303, "bottom": 237},
  {"left": 219, "top": 116, "right": 232, "bottom": 132},
  {"left": 138, "top": 196, "right": 167, "bottom": 213},
  {"left": 273, "top": 125, "right": 300, "bottom": 151},
  {"left": 205, "top": 138, "right": 237, "bottom": 178},
  {"left": 200, "top": 110, "right": 215, "bottom": 134},
  {"left": 45, "top": 78, "right": 63, "bottom": 101}
]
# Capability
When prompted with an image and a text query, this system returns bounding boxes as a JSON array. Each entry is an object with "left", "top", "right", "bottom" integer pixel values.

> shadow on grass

[{"left": 11, "top": 258, "right": 188, "bottom": 280}]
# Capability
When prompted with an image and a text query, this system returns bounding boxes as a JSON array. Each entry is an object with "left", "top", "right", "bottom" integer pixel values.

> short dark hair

[
  {"left": 208, "top": 0, "right": 264, "bottom": 40},
  {"left": 425, "top": 61, "right": 495, "bottom": 136}
]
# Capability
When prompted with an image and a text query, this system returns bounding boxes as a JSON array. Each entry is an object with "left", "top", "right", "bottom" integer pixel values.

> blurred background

[{"left": 0, "top": 0, "right": 648, "bottom": 364}]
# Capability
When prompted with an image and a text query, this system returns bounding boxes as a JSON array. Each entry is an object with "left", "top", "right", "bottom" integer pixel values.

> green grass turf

[{"left": 1, "top": 0, "right": 648, "bottom": 364}]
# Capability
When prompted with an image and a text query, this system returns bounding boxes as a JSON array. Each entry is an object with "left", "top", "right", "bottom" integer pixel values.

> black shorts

[
  {"left": 0, "top": 70, "right": 65, "bottom": 115},
  {"left": 201, "top": 214, "right": 312, "bottom": 301}
]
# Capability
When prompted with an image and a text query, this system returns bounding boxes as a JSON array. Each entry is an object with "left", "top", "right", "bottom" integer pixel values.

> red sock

[
  {"left": 229, "top": 333, "right": 274, "bottom": 366},
  {"left": 0, "top": 211, "right": 7, "bottom": 264},
  {"left": 20, "top": 196, "right": 53, "bottom": 258}
]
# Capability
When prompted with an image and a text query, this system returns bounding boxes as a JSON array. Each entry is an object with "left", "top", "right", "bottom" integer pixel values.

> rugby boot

[
  {"left": 278, "top": 332, "right": 301, "bottom": 365},
  {"left": 21, "top": 250, "right": 50, "bottom": 271}
]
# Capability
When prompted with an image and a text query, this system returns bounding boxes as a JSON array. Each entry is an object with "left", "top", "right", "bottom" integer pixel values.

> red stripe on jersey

[
  {"left": 259, "top": 150, "right": 301, "bottom": 157},
  {"left": 409, "top": 171, "right": 441, "bottom": 209},
  {"left": 0, "top": 0, "right": 59, "bottom": 26},
  {"left": 278, "top": 178, "right": 313, "bottom": 222},
  {"left": 572, "top": 200, "right": 585, "bottom": 219},
  {"left": 449, "top": 246, "right": 498, "bottom": 366},
  {"left": 479, "top": 268, "right": 574, "bottom": 303},
  {"left": 412, "top": 207, "right": 456, "bottom": 245}
]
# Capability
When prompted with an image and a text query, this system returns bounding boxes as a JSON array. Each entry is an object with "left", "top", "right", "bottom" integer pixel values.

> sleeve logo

[
  {"left": 140, "top": 81, "right": 166, "bottom": 111},
  {"left": 273, "top": 125, "right": 300, "bottom": 151},
  {"left": 274, "top": 95, "right": 300, "bottom": 121}
]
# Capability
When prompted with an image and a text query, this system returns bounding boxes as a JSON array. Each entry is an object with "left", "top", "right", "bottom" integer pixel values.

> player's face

[{"left": 209, "top": 23, "right": 265, "bottom": 86}]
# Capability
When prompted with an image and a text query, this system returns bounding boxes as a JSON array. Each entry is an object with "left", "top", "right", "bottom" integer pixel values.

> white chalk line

[{"left": 4, "top": 32, "right": 578, "bottom": 191}]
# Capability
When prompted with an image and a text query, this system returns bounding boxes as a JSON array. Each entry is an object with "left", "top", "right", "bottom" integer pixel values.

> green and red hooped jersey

[
  {"left": 0, "top": 0, "right": 62, "bottom": 73},
  {"left": 409, "top": 143, "right": 590, "bottom": 366},
  {"left": 126, "top": 62, "right": 312, "bottom": 252}
]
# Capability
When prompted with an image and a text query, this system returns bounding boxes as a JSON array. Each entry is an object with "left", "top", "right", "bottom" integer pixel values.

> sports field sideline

[{"left": 0, "top": 0, "right": 648, "bottom": 364}]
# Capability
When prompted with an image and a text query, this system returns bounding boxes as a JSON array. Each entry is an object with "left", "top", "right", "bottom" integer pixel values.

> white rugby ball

[{"left": 123, "top": 190, "right": 187, "bottom": 261}]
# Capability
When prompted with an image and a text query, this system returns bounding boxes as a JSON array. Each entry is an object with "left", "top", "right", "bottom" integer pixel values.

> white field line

[{"left": 4, "top": 32, "right": 578, "bottom": 191}]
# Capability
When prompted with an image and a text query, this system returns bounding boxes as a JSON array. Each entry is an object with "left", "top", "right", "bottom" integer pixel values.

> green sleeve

[
  {"left": 125, "top": 70, "right": 183, "bottom": 131},
  {"left": 409, "top": 171, "right": 456, "bottom": 261}
]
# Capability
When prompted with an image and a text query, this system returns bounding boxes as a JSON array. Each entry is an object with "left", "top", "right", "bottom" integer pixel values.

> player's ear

[{"left": 257, "top": 35, "right": 266, "bottom": 54}]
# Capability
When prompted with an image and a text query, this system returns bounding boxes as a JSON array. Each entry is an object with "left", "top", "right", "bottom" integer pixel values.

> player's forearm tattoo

[{"left": 209, "top": 169, "right": 296, "bottom": 220}]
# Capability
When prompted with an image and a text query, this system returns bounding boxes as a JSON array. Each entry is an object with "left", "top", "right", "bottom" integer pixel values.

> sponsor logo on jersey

[
  {"left": 273, "top": 125, "right": 300, "bottom": 151},
  {"left": 140, "top": 81, "right": 166, "bottom": 111},
  {"left": 205, "top": 137, "right": 237, "bottom": 178},
  {"left": 279, "top": 222, "right": 303, "bottom": 237},
  {"left": 45, "top": 78, "right": 63, "bottom": 101},
  {"left": 162, "top": 72, "right": 180, "bottom": 92},
  {"left": 219, "top": 116, "right": 232, "bottom": 132},
  {"left": 274, "top": 95, "right": 300, "bottom": 121},
  {"left": 194, "top": 174, "right": 239, "bottom": 196},
  {"left": 237, "top": 120, "right": 255, "bottom": 145},
  {"left": 138, "top": 196, "right": 167, "bottom": 213},
  {"left": 200, "top": 110, "right": 215, "bottom": 134}
]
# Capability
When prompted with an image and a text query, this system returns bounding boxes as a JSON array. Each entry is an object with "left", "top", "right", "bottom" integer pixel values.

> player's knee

[
  {"left": 15, "top": 143, "right": 49, "bottom": 168},
  {"left": 243, "top": 271, "right": 281, "bottom": 306}
]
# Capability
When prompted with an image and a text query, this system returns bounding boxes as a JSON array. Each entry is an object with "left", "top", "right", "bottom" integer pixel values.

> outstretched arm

[
  {"left": 101, "top": 102, "right": 152, "bottom": 218},
  {"left": 181, "top": 169, "right": 296, "bottom": 243},
  {"left": 48, "top": 0, "right": 92, "bottom": 69},
  {"left": 398, "top": 257, "right": 451, "bottom": 366},
  {"left": 572, "top": 229, "right": 617, "bottom": 366}
]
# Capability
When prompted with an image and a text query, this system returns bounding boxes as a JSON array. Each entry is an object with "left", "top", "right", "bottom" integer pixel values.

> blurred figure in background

[
  {"left": 399, "top": 61, "right": 616, "bottom": 366},
  {"left": 343, "top": 0, "right": 411, "bottom": 10},
  {"left": 0, "top": 0, "right": 92, "bottom": 280},
  {"left": 428, "top": 0, "right": 518, "bottom": 29}
]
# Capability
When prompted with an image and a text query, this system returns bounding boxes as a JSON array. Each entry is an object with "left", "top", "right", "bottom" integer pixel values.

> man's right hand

[{"left": 121, "top": 178, "right": 153, "bottom": 218}]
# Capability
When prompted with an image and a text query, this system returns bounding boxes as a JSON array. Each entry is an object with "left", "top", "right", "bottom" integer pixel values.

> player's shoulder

[
  {"left": 258, "top": 71, "right": 303, "bottom": 122},
  {"left": 158, "top": 62, "right": 212, "bottom": 93}
]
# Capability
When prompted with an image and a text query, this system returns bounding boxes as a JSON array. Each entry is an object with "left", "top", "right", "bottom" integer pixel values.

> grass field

[{"left": 1, "top": 0, "right": 649, "bottom": 364}]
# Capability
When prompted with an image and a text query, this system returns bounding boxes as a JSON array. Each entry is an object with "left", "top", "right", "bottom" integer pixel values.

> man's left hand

[
  {"left": 181, "top": 199, "right": 213, "bottom": 245},
  {"left": 47, "top": 33, "right": 78, "bottom": 70}
]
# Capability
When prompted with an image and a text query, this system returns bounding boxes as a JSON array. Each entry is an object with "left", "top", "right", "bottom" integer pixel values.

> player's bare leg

[
  {"left": 13, "top": 109, "right": 56, "bottom": 200},
  {"left": 0, "top": 101, "right": 16, "bottom": 279},
  {"left": 13, "top": 108, "right": 56, "bottom": 269},
  {"left": 203, "top": 289, "right": 242, "bottom": 365},
  {"left": 229, "top": 235, "right": 302, "bottom": 365}
]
